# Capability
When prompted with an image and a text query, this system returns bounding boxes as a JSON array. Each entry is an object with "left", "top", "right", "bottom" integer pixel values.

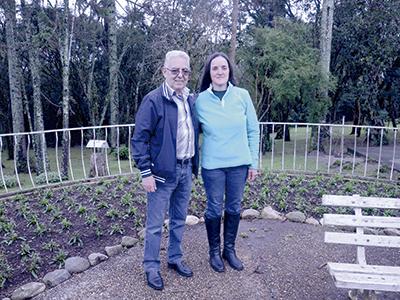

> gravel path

[{"left": 34, "top": 219, "right": 400, "bottom": 300}]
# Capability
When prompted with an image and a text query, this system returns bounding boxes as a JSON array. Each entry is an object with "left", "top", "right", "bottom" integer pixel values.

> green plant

[
  {"left": 85, "top": 214, "right": 98, "bottom": 226},
  {"left": 313, "top": 206, "right": 329, "bottom": 217},
  {"left": 126, "top": 206, "right": 137, "bottom": 217},
  {"left": 95, "top": 187, "right": 105, "bottom": 195},
  {"left": 0, "top": 219, "right": 15, "bottom": 234},
  {"left": 344, "top": 181, "right": 354, "bottom": 193},
  {"left": 95, "top": 226, "right": 103, "bottom": 238},
  {"left": 116, "top": 183, "right": 124, "bottom": 191},
  {"left": 34, "top": 222, "right": 47, "bottom": 236},
  {"left": 22, "top": 252, "right": 42, "bottom": 279},
  {"left": 119, "top": 176, "right": 130, "bottom": 185},
  {"left": 60, "top": 217, "right": 72, "bottom": 230},
  {"left": 76, "top": 204, "right": 87, "bottom": 215},
  {"left": 109, "top": 224, "right": 124, "bottom": 235},
  {"left": 42, "top": 240, "right": 60, "bottom": 252},
  {"left": 51, "top": 249, "right": 68, "bottom": 268},
  {"left": 13, "top": 194, "right": 27, "bottom": 202},
  {"left": 44, "top": 189, "right": 54, "bottom": 199},
  {"left": 97, "top": 201, "right": 110, "bottom": 209},
  {"left": 106, "top": 208, "right": 120, "bottom": 220},
  {"left": 121, "top": 193, "right": 133, "bottom": 206},
  {"left": 19, "top": 242, "right": 32, "bottom": 257},
  {"left": 0, "top": 252, "right": 12, "bottom": 288},
  {"left": 68, "top": 233, "right": 84, "bottom": 247},
  {"left": 2, "top": 230, "right": 26, "bottom": 245}
]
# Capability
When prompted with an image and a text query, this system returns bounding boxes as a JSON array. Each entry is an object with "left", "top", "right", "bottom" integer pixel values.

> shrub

[
  {"left": 113, "top": 146, "right": 130, "bottom": 160},
  {"left": 0, "top": 175, "right": 17, "bottom": 189},
  {"left": 35, "top": 172, "right": 66, "bottom": 185}
]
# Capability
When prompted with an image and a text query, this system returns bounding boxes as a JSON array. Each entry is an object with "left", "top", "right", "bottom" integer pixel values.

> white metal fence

[{"left": 0, "top": 122, "right": 398, "bottom": 196}]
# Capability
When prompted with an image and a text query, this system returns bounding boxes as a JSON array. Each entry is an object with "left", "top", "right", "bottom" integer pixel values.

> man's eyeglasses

[{"left": 165, "top": 67, "right": 191, "bottom": 77}]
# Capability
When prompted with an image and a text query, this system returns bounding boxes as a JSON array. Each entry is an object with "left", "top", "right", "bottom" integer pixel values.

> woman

[{"left": 196, "top": 52, "right": 260, "bottom": 272}]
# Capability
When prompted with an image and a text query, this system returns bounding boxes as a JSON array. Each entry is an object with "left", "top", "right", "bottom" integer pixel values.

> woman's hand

[{"left": 248, "top": 168, "right": 258, "bottom": 182}]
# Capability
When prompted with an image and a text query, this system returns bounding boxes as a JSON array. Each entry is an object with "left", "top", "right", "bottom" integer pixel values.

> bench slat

[
  {"left": 332, "top": 271, "right": 400, "bottom": 292},
  {"left": 322, "top": 195, "right": 400, "bottom": 209},
  {"left": 328, "top": 262, "right": 400, "bottom": 276},
  {"left": 325, "top": 232, "right": 400, "bottom": 248},
  {"left": 323, "top": 214, "right": 400, "bottom": 229}
]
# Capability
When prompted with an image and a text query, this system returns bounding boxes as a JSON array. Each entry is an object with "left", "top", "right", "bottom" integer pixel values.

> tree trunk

[
  {"left": 60, "top": 0, "right": 71, "bottom": 179},
  {"left": 229, "top": 0, "right": 239, "bottom": 65},
  {"left": 21, "top": 0, "right": 49, "bottom": 175},
  {"left": 4, "top": 0, "right": 27, "bottom": 173},
  {"left": 107, "top": 0, "right": 119, "bottom": 148},
  {"left": 320, "top": 0, "right": 334, "bottom": 97}
]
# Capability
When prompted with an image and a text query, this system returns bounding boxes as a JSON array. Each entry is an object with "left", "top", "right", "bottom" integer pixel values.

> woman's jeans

[
  {"left": 201, "top": 165, "right": 248, "bottom": 219},
  {"left": 143, "top": 162, "right": 192, "bottom": 272}
]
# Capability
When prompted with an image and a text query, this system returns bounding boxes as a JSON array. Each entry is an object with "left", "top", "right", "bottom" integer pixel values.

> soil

[{"left": 1, "top": 173, "right": 399, "bottom": 298}]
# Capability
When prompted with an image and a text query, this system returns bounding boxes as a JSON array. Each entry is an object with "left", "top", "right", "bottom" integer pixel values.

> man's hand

[
  {"left": 142, "top": 176, "right": 157, "bottom": 192},
  {"left": 247, "top": 168, "right": 258, "bottom": 182}
]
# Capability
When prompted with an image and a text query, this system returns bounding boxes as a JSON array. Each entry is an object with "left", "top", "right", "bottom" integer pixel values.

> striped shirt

[{"left": 163, "top": 82, "right": 195, "bottom": 160}]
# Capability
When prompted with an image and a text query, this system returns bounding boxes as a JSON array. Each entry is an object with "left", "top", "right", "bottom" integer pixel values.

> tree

[
  {"left": 3, "top": 0, "right": 27, "bottom": 172},
  {"left": 21, "top": 0, "right": 49, "bottom": 174},
  {"left": 229, "top": 0, "right": 239, "bottom": 65},
  {"left": 60, "top": 0, "right": 73, "bottom": 178}
]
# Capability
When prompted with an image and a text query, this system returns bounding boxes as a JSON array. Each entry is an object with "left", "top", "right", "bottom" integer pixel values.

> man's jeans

[
  {"left": 143, "top": 162, "right": 192, "bottom": 272},
  {"left": 201, "top": 165, "right": 248, "bottom": 219}
]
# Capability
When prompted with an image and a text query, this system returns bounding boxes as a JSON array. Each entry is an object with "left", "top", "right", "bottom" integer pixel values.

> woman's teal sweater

[{"left": 196, "top": 83, "right": 260, "bottom": 170}]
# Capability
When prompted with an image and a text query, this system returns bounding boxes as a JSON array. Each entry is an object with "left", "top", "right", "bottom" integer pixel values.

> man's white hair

[{"left": 164, "top": 50, "right": 190, "bottom": 67}]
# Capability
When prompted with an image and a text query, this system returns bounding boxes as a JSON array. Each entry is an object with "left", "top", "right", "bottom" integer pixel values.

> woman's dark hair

[{"left": 198, "top": 52, "right": 236, "bottom": 92}]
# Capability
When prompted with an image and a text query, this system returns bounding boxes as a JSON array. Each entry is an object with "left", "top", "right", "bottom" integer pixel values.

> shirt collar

[
  {"left": 207, "top": 81, "right": 233, "bottom": 95},
  {"left": 163, "top": 81, "right": 190, "bottom": 100}
]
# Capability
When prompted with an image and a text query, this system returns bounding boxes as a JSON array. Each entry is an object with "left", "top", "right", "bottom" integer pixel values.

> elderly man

[{"left": 132, "top": 50, "right": 199, "bottom": 290}]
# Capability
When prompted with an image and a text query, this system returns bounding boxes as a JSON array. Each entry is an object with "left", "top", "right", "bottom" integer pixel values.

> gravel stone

[
  {"left": 88, "top": 253, "right": 108, "bottom": 266},
  {"left": 43, "top": 269, "right": 71, "bottom": 287},
  {"left": 64, "top": 257, "right": 90, "bottom": 274},
  {"left": 261, "top": 206, "right": 285, "bottom": 220},
  {"left": 241, "top": 209, "right": 260, "bottom": 219},
  {"left": 105, "top": 244, "right": 123, "bottom": 257},
  {"left": 286, "top": 211, "right": 306, "bottom": 223},
  {"left": 11, "top": 282, "right": 45, "bottom": 300},
  {"left": 121, "top": 236, "right": 139, "bottom": 248}
]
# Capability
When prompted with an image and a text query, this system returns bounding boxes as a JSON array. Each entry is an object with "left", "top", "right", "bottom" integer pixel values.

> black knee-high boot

[
  {"left": 222, "top": 212, "right": 243, "bottom": 271},
  {"left": 205, "top": 216, "right": 225, "bottom": 272}
]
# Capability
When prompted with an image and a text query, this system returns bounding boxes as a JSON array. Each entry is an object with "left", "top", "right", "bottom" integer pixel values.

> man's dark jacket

[{"left": 131, "top": 85, "right": 199, "bottom": 183}]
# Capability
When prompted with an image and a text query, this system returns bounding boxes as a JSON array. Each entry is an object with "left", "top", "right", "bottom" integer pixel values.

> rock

[
  {"left": 241, "top": 209, "right": 259, "bottom": 219},
  {"left": 43, "top": 269, "right": 71, "bottom": 287},
  {"left": 11, "top": 282, "right": 46, "bottom": 300},
  {"left": 186, "top": 215, "right": 200, "bottom": 225},
  {"left": 286, "top": 211, "right": 306, "bottom": 223},
  {"left": 105, "top": 244, "right": 123, "bottom": 257},
  {"left": 261, "top": 206, "right": 285, "bottom": 221},
  {"left": 364, "top": 228, "right": 380, "bottom": 235},
  {"left": 64, "top": 257, "right": 90, "bottom": 274},
  {"left": 121, "top": 236, "right": 139, "bottom": 248},
  {"left": 383, "top": 228, "right": 400, "bottom": 236},
  {"left": 138, "top": 228, "right": 146, "bottom": 240},
  {"left": 305, "top": 217, "right": 320, "bottom": 226},
  {"left": 88, "top": 253, "right": 108, "bottom": 266},
  {"left": 199, "top": 217, "right": 205, "bottom": 223}
]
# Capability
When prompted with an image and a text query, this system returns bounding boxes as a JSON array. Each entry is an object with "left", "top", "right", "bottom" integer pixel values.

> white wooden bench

[{"left": 322, "top": 194, "right": 400, "bottom": 299}]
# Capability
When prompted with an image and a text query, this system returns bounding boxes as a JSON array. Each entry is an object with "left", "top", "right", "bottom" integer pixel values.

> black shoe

[
  {"left": 205, "top": 216, "right": 225, "bottom": 273},
  {"left": 145, "top": 270, "right": 164, "bottom": 290},
  {"left": 223, "top": 212, "right": 244, "bottom": 271},
  {"left": 167, "top": 261, "right": 193, "bottom": 277}
]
